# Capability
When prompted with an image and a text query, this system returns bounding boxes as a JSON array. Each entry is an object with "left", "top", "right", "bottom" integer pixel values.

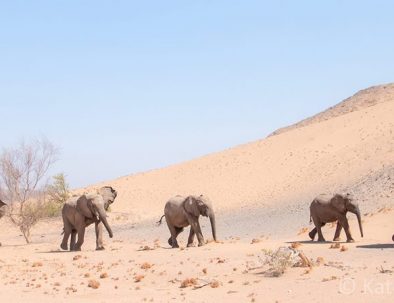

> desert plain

[{"left": 0, "top": 83, "right": 394, "bottom": 302}]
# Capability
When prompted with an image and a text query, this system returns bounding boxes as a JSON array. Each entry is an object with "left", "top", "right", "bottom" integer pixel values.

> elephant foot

[
  {"left": 168, "top": 238, "right": 173, "bottom": 246},
  {"left": 96, "top": 246, "right": 105, "bottom": 251},
  {"left": 197, "top": 242, "right": 205, "bottom": 247},
  {"left": 60, "top": 243, "right": 68, "bottom": 250},
  {"left": 317, "top": 238, "right": 326, "bottom": 242},
  {"left": 346, "top": 238, "right": 355, "bottom": 243},
  {"left": 333, "top": 237, "right": 341, "bottom": 242},
  {"left": 172, "top": 244, "right": 179, "bottom": 248},
  {"left": 187, "top": 243, "right": 195, "bottom": 248},
  {"left": 72, "top": 246, "right": 82, "bottom": 251},
  {"left": 308, "top": 231, "right": 316, "bottom": 240}
]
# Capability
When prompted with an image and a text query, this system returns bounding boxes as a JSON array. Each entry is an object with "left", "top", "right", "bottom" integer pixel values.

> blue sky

[{"left": 1, "top": 1, "right": 393, "bottom": 188}]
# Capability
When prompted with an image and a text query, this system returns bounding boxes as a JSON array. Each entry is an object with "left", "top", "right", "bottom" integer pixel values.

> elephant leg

[
  {"left": 167, "top": 222, "right": 182, "bottom": 248},
  {"left": 312, "top": 216, "right": 326, "bottom": 242},
  {"left": 61, "top": 221, "right": 72, "bottom": 250},
  {"left": 338, "top": 216, "right": 354, "bottom": 243},
  {"left": 333, "top": 222, "right": 343, "bottom": 241},
  {"left": 190, "top": 220, "right": 204, "bottom": 246},
  {"left": 95, "top": 222, "right": 105, "bottom": 250},
  {"left": 187, "top": 228, "right": 196, "bottom": 247},
  {"left": 70, "top": 230, "right": 77, "bottom": 251},
  {"left": 74, "top": 226, "right": 86, "bottom": 251},
  {"left": 309, "top": 223, "right": 325, "bottom": 241}
]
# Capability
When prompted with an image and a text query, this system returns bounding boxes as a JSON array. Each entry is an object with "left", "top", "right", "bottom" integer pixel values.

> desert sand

[{"left": 0, "top": 83, "right": 393, "bottom": 302}]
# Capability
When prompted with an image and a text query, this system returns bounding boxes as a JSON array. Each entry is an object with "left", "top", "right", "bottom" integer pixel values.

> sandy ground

[
  {"left": 1, "top": 206, "right": 394, "bottom": 303},
  {"left": 0, "top": 84, "right": 394, "bottom": 302}
]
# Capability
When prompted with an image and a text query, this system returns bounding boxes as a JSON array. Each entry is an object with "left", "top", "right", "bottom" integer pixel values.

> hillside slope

[
  {"left": 85, "top": 84, "right": 394, "bottom": 222},
  {"left": 270, "top": 83, "right": 394, "bottom": 136}
]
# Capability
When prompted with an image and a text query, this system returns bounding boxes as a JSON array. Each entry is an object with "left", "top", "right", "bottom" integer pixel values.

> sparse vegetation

[{"left": 0, "top": 138, "right": 58, "bottom": 243}]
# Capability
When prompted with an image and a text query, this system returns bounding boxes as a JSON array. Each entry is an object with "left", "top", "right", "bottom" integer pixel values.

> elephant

[
  {"left": 158, "top": 195, "right": 217, "bottom": 248},
  {"left": 308, "top": 193, "right": 364, "bottom": 243},
  {"left": 60, "top": 186, "right": 117, "bottom": 251},
  {"left": 0, "top": 199, "right": 6, "bottom": 219}
]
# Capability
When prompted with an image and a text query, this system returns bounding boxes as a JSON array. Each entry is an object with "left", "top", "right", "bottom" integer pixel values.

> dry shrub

[
  {"left": 291, "top": 242, "right": 301, "bottom": 249},
  {"left": 88, "top": 280, "right": 100, "bottom": 289},
  {"left": 84, "top": 273, "right": 90, "bottom": 278},
  {"left": 251, "top": 238, "right": 261, "bottom": 244},
  {"left": 340, "top": 245, "right": 348, "bottom": 252},
  {"left": 329, "top": 243, "right": 341, "bottom": 249},
  {"left": 73, "top": 255, "right": 82, "bottom": 261},
  {"left": 32, "top": 262, "right": 43, "bottom": 267},
  {"left": 100, "top": 272, "right": 108, "bottom": 279},
  {"left": 297, "top": 227, "right": 309, "bottom": 235},
  {"left": 322, "top": 276, "right": 338, "bottom": 282},
  {"left": 316, "top": 257, "right": 325, "bottom": 266},
  {"left": 141, "top": 262, "right": 153, "bottom": 270},
  {"left": 134, "top": 275, "right": 145, "bottom": 283},
  {"left": 202, "top": 268, "right": 207, "bottom": 274},
  {"left": 180, "top": 278, "right": 197, "bottom": 288},
  {"left": 210, "top": 280, "right": 220, "bottom": 288}
]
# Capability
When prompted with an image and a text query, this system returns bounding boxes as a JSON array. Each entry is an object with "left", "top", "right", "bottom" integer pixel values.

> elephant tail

[{"left": 156, "top": 215, "right": 165, "bottom": 226}]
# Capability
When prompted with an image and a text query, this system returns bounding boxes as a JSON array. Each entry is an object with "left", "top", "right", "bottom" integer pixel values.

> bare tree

[{"left": 0, "top": 138, "right": 58, "bottom": 243}]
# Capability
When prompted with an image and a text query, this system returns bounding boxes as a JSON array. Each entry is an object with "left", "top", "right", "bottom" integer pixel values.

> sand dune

[{"left": 84, "top": 84, "right": 394, "bottom": 224}]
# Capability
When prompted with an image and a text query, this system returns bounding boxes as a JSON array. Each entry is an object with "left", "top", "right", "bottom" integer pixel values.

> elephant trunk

[
  {"left": 208, "top": 210, "right": 217, "bottom": 242},
  {"left": 355, "top": 206, "right": 363, "bottom": 238},
  {"left": 98, "top": 208, "right": 113, "bottom": 238}
]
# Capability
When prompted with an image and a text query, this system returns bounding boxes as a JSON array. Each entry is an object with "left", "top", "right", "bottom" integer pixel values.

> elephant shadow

[{"left": 356, "top": 244, "right": 394, "bottom": 249}]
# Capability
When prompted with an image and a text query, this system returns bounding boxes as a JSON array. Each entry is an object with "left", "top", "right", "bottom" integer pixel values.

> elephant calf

[
  {"left": 60, "top": 186, "right": 117, "bottom": 251},
  {"left": 158, "top": 195, "right": 217, "bottom": 248},
  {"left": 309, "top": 193, "right": 363, "bottom": 242}
]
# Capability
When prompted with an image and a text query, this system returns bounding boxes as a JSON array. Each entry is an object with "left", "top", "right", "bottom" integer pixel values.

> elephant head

[
  {"left": 184, "top": 195, "right": 217, "bottom": 241},
  {"left": 76, "top": 186, "right": 117, "bottom": 238},
  {"left": 333, "top": 193, "right": 363, "bottom": 238},
  {"left": 98, "top": 186, "right": 117, "bottom": 210}
]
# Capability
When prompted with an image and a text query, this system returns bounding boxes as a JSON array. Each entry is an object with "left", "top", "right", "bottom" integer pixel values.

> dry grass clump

[
  {"left": 180, "top": 278, "right": 198, "bottom": 288},
  {"left": 202, "top": 268, "right": 207, "bottom": 274},
  {"left": 100, "top": 272, "right": 109, "bottom": 279},
  {"left": 134, "top": 275, "right": 145, "bottom": 283},
  {"left": 73, "top": 255, "right": 82, "bottom": 261},
  {"left": 141, "top": 262, "right": 153, "bottom": 270},
  {"left": 88, "top": 280, "right": 100, "bottom": 289},
  {"left": 251, "top": 238, "right": 261, "bottom": 244},
  {"left": 210, "top": 280, "right": 220, "bottom": 288}
]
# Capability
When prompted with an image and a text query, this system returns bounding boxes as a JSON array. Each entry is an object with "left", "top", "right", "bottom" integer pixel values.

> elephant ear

[
  {"left": 76, "top": 195, "right": 98, "bottom": 219},
  {"left": 183, "top": 196, "right": 201, "bottom": 217},
  {"left": 331, "top": 194, "right": 346, "bottom": 213}
]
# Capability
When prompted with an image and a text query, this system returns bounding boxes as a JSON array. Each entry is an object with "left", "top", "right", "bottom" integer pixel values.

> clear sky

[{"left": 1, "top": 1, "right": 393, "bottom": 188}]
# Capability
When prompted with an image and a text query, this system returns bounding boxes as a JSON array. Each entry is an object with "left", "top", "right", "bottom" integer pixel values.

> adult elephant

[
  {"left": 60, "top": 186, "right": 117, "bottom": 251},
  {"left": 309, "top": 193, "right": 363, "bottom": 242},
  {"left": 158, "top": 195, "right": 217, "bottom": 248}
]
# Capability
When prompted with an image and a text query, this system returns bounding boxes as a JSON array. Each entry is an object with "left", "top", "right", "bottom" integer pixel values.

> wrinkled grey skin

[
  {"left": 309, "top": 193, "right": 364, "bottom": 243},
  {"left": 159, "top": 195, "right": 217, "bottom": 248},
  {"left": 60, "top": 186, "right": 117, "bottom": 251}
]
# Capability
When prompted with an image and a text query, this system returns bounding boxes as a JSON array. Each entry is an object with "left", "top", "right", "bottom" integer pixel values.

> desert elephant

[
  {"left": 60, "top": 186, "right": 117, "bottom": 251},
  {"left": 0, "top": 200, "right": 6, "bottom": 246},
  {"left": 309, "top": 193, "right": 364, "bottom": 242},
  {"left": 158, "top": 195, "right": 217, "bottom": 248},
  {"left": 0, "top": 200, "right": 6, "bottom": 219}
]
